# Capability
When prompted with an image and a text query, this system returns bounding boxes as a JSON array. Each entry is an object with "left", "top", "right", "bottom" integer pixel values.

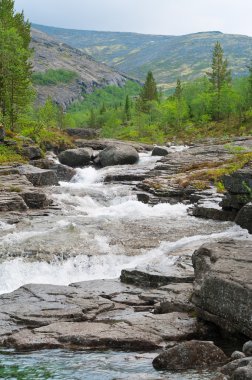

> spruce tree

[
  {"left": 248, "top": 61, "right": 252, "bottom": 107},
  {"left": 174, "top": 79, "right": 183, "bottom": 100},
  {"left": 207, "top": 41, "right": 231, "bottom": 120},
  {"left": 139, "top": 71, "right": 158, "bottom": 112},
  {"left": 0, "top": 0, "right": 33, "bottom": 130}
]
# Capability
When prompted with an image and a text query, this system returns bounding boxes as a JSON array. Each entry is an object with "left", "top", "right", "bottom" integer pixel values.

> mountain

[
  {"left": 33, "top": 24, "right": 252, "bottom": 89},
  {"left": 31, "top": 28, "right": 129, "bottom": 108}
]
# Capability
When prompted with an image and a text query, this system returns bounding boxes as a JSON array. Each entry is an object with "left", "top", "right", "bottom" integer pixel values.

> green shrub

[{"left": 32, "top": 69, "right": 78, "bottom": 85}]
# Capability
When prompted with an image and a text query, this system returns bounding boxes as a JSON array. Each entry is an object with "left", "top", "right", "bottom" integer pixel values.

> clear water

[{"left": 0, "top": 349, "right": 217, "bottom": 380}]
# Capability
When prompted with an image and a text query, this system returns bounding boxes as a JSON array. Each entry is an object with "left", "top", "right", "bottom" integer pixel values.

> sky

[{"left": 14, "top": 0, "right": 252, "bottom": 37}]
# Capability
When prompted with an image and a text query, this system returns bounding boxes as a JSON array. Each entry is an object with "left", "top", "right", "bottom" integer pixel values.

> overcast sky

[{"left": 14, "top": 0, "right": 252, "bottom": 37}]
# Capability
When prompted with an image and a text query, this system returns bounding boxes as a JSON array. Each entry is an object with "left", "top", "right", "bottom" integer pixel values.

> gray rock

[
  {"left": 192, "top": 240, "right": 252, "bottom": 338},
  {"left": 0, "top": 124, "right": 5, "bottom": 141},
  {"left": 17, "top": 165, "right": 59, "bottom": 186},
  {"left": 31, "top": 158, "right": 76, "bottom": 182},
  {"left": 243, "top": 341, "right": 252, "bottom": 357},
  {"left": 231, "top": 351, "right": 246, "bottom": 360},
  {"left": 99, "top": 145, "right": 139, "bottom": 167},
  {"left": 233, "top": 366, "right": 252, "bottom": 380},
  {"left": 222, "top": 166, "right": 252, "bottom": 194},
  {"left": 21, "top": 145, "right": 43, "bottom": 160},
  {"left": 152, "top": 340, "right": 227, "bottom": 370},
  {"left": 0, "top": 192, "right": 28, "bottom": 212},
  {"left": 221, "top": 357, "right": 252, "bottom": 377},
  {"left": 121, "top": 268, "right": 194, "bottom": 288},
  {"left": 58, "top": 148, "right": 93, "bottom": 167},
  {"left": 152, "top": 146, "right": 169, "bottom": 156},
  {"left": 235, "top": 203, "right": 252, "bottom": 234}
]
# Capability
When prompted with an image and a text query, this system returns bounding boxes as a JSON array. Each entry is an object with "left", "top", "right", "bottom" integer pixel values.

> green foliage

[
  {"left": 0, "top": 0, "right": 33, "bottom": 130},
  {"left": 32, "top": 69, "right": 78, "bottom": 86},
  {"left": 0, "top": 144, "right": 25, "bottom": 164}
]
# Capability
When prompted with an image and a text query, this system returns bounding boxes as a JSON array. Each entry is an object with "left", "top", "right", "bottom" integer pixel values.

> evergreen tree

[
  {"left": 0, "top": 0, "right": 33, "bottom": 130},
  {"left": 139, "top": 71, "right": 158, "bottom": 112},
  {"left": 207, "top": 41, "right": 231, "bottom": 120},
  {"left": 89, "top": 109, "right": 96, "bottom": 128},
  {"left": 174, "top": 79, "right": 183, "bottom": 100},
  {"left": 124, "top": 95, "right": 131, "bottom": 121}
]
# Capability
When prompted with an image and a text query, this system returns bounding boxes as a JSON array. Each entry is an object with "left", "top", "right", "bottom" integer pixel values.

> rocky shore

[{"left": 0, "top": 134, "right": 252, "bottom": 375}]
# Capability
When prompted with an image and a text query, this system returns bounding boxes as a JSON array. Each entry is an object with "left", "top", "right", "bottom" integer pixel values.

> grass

[
  {"left": 0, "top": 145, "right": 26, "bottom": 164},
  {"left": 32, "top": 69, "right": 78, "bottom": 86}
]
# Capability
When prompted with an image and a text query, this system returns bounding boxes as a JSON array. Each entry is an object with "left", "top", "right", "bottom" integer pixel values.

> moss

[{"left": 0, "top": 145, "right": 26, "bottom": 164}]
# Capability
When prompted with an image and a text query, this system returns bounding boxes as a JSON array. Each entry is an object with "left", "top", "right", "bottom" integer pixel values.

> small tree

[
  {"left": 207, "top": 42, "right": 231, "bottom": 120},
  {"left": 138, "top": 71, "right": 158, "bottom": 112},
  {"left": 248, "top": 61, "right": 252, "bottom": 107}
]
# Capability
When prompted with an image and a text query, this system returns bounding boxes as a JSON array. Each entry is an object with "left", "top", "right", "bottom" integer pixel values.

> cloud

[{"left": 14, "top": 0, "right": 252, "bottom": 36}]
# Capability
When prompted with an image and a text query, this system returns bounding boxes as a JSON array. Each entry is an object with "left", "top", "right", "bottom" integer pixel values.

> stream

[{"left": 0, "top": 150, "right": 250, "bottom": 379}]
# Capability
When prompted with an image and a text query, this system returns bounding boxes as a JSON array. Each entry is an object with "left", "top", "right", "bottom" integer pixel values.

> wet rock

[
  {"left": 0, "top": 192, "right": 28, "bottom": 211},
  {"left": 121, "top": 268, "right": 194, "bottom": 288},
  {"left": 75, "top": 139, "right": 153, "bottom": 152},
  {"left": 221, "top": 357, "right": 252, "bottom": 378},
  {"left": 235, "top": 203, "right": 252, "bottom": 234},
  {"left": 58, "top": 148, "right": 93, "bottom": 167},
  {"left": 99, "top": 144, "right": 139, "bottom": 167},
  {"left": 151, "top": 146, "right": 169, "bottom": 156},
  {"left": 192, "top": 239, "right": 252, "bottom": 337},
  {"left": 243, "top": 341, "right": 252, "bottom": 356},
  {"left": 152, "top": 283, "right": 194, "bottom": 313},
  {"left": 153, "top": 340, "right": 227, "bottom": 370},
  {"left": 31, "top": 158, "right": 76, "bottom": 182},
  {"left": 17, "top": 165, "right": 59, "bottom": 186},
  {"left": 233, "top": 366, "right": 252, "bottom": 379}
]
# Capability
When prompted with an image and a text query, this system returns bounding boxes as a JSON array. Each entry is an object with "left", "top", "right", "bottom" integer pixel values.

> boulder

[
  {"left": 152, "top": 340, "right": 227, "bottom": 370},
  {"left": 58, "top": 148, "right": 93, "bottom": 167},
  {"left": 31, "top": 158, "right": 76, "bottom": 182},
  {"left": 233, "top": 366, "right": 252, "bottom": 380},
  {"left": 21, "top": 145, "right": 43, "bottom": 160},
  {"left": 17, "top": 165, "right": 59, "bottom": 186},
  {"left": 99, "top": 145, "right": 139, "bottom": 167},
  {"left": 243, "top": 341, "right": 252, "bottom": 357},
  {"left": 221, "top": 357, "right": 252, "bottom": 378},
  {"left": 192, "top": 240, "right": 252, "bottom": 338},
  {"left": 0, "top": 192, "right": 28, "bottom": 212},
  {"left": 151, "top": 146, "right": 169, "bottom": 156},
  {"left": 235, "top": 203, "right": 252, "bottom": 234},
  {"left": 222, "top": 166, "right": 252, "bottom": 195}
]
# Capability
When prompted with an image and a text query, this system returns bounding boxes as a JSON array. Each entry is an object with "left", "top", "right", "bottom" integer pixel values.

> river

[{"left": 0, "top": 150, "right": 250, "bottom": 379}]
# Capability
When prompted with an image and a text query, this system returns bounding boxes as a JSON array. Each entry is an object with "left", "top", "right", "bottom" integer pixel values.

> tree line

[{"left": 0, "top": 0, "right": 252, "bottom": 144}]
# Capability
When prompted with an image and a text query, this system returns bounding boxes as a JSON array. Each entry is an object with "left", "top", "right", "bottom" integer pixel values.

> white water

[{"left": 0, "top": 150, "right": 251, "bottom": 295}]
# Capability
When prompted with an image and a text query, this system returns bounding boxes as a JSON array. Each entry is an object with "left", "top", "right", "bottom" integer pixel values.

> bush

[{"left": 32, "top": 69, "right": 78, "bottom": 86}]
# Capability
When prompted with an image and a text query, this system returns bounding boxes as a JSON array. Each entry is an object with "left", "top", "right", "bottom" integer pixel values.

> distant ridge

[{"left": 33, "top": 23, "right": 252, "bottom": 89}]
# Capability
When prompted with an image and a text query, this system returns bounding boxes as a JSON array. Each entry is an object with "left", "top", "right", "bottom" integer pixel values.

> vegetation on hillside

[
  {"left": 0, "top": 0, "right": 251, "bottom": 158},
  {"left": 32, "top": 69, "right": 78, "bottom": 86}
]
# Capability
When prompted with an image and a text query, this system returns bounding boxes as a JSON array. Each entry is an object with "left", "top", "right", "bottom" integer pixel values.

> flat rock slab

[
  {"left": 192, "top": 239, "right": 252, "bottom": 338},
  {"left": 17, "top": 165, "right": 59, "bottom": 186},
  {"left": 0, "top": 280, "right": 205, "bottom": 351}
]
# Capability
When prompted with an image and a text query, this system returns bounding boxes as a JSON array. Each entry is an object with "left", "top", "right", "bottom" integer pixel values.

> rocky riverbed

[{"left": 0, "top": 137, "right": 252, "bottom": 379}]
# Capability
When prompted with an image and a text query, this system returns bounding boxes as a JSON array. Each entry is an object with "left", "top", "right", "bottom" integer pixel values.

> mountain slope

[
  {"left": 31, "top": 28, "right": 129, "bottom": 107},
  {"left": 33, "top": 24, "right": 252, "bottom": 89}
]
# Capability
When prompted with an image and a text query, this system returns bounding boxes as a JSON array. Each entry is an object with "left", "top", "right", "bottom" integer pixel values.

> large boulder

[
  {"left": 151, "top": 146, "right": 169, "bottom": 156},
  {"left": 21, "top": 145, "right": 43, "bottom": 160},
  {"left": 152, "top": 340, "right": 227, "bottom": 370},
  {"left": 99, "top": 145, "right": 139, "bottom": 167},
  {"left": 192, "top": 240, "right": 252, "bottom": 338},
  {"left": 58, "top": 148, "right": 93, "bottom": 168},
  {"left": 66, "top": 128, "right": 98, "bottom": 139},
  {"left": 235, "top": 203, "right": 252, "bottom": 234}
]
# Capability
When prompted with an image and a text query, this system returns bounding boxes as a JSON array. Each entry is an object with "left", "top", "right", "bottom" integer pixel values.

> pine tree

[
  {"left": 174, "top": 79, "right": 183, "bottom": 100},
  {"left": 138, "top": 71, "right": 158, "bottom": 112},
  {"left": 0, "top": 0, "right": 33, "bottom": 130},
  {"left": 207, "top": 41, "right": 231, "bottom": 120}
]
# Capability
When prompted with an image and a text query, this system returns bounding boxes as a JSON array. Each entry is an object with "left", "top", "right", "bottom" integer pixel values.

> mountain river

[{"left": 0, "top": 150, "right": 250, "bottom": 379}]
